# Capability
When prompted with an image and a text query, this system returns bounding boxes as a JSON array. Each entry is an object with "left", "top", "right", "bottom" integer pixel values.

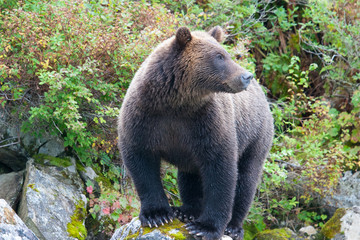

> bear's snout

[
  {"left": 224, "top": 71, "right": 253, "bottom": 93},
  {"left": 240, "top": 72, "right": 253, "bottom": 88}
]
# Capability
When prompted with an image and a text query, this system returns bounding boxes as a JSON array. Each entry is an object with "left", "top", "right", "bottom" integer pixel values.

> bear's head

[{"left": 175, "top": 26, "right": 253, "bottom": 94}]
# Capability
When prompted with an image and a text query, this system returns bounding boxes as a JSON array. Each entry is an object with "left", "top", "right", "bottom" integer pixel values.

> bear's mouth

[{"left": 222, "top": 82, "right": 248, "bottom": 93}]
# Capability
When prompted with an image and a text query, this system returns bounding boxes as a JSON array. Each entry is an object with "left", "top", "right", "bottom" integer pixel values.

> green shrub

[
  {"left": 23, "top": 60, "right": 119, "bottom": 164},
  {"left": 0, "top": 0, "right": 182, "bottom": 167}
]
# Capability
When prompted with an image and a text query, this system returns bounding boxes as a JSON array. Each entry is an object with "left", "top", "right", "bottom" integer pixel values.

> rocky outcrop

[
  {"left": 111, "top": 217, "right": 233, "bottom": 240},
  {"left": 0, "top": 170, "right": 24, "bottom": 208},
  {"left": 321, "top": 208, "right": 346, "bottom": 239},
  {"left": 0, "top": 199, "right": 39, "bottom": 240},
  {"left": 321, "top": 206, "right": 360, "bottom": 240},
  {"left": 0, "top": 108, "right": 65, "bottom": 172},
  {"left": 18, "top": 157, "right": 87, "bottom": 240},
  {"left": 0, "top": 148, "right": 27, "bottom": 171},
  {"left": 335, "top": 206, "right": 360, "bottom": 240},
  {"left": 322, "top": 171, "right": 360, "bottom": 215}
]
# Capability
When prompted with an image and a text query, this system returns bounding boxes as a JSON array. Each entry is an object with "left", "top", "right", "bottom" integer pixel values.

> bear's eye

[{"left": 216, "top": 54, "right": 224, "bottom": 60}]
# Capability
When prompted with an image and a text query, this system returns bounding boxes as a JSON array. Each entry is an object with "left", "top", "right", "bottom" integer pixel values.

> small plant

[
  {"left": 297, "top": 210, "right": 327, "bottom": 228},
  {"left": 162, "top": 166, "right": 181, "bottom": 206},
  {"left": 86, "top": 180, "right": 140, "bottom": 235}
]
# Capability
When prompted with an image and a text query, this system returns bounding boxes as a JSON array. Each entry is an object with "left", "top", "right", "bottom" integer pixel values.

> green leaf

[
  {"left": 319, "top": 65, "right": 334, "bottom": 74},
  {"left": 111, "top": 211, "right": 120, "bottom": 221},
  {"left": 309, "top": 63, "right": 318, "bottom": 71}
]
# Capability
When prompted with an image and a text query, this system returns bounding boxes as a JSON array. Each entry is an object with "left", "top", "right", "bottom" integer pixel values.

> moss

[
  {"left": 33, "top": 154, "right": 72, "bottom": 168},
  {"left": 68, "top": 221, "right": 87, "bottom": 240},
  {"left": 27, "top": 183, "right": 39, "bottom": 192},
  {"left": 244, "top": 222, "right": 261, "bottom": 240},
  {"left": 75, "top": 161, "right": 86, "bottom": 172},
  {"left": 168, "top": 229, "right": 187, "bottom": 240},
  {"left": 67, "top": 200, "right": 87, "bottom": 240},
  {"left": 94, "top": 174, "right": 113, "bottom": 190},
  {"left": 254, "top": 228, "right": 294, "bottom": 240},
  {"left": 125, "top": 219, "right": 188, "bottom": 240},
  {"left": 160, "top": 219, "right": 188, "bottom": 239},
  {"left": 321, "top": 208, "right": 346, "bottom": 239}
]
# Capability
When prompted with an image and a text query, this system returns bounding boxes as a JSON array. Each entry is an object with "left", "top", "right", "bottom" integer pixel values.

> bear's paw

[
  {"left": 139, "top": 207, "right": 174, "bottom": 228},
  {"left": 185, "top": 221, "right": 223, "bottom": 240},
  {"left": 224, "top": 225, "right": 244, "bottom": 240},
  {"left": 172, "top": 206, "right": 201, "bottom": 223}
]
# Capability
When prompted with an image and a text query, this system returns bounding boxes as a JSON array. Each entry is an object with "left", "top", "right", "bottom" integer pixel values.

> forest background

[{"left": 0, "top": 0, "right": 359, "bottom": 237}]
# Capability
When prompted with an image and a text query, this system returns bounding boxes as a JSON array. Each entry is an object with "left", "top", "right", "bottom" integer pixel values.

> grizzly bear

[{"left": 118, "top": 26, "right": 274, "bottom": 240}]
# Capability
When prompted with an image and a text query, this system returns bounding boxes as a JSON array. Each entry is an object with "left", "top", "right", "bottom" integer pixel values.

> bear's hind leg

[
  {"left": 226, "top": 144, "right": 269, "bottom": 240},
  {"left": 185, "top": 152, "right": 238, "bottom": 240},
  {"left": 173, "top": 171, "right": 203, "bottom": 222}
]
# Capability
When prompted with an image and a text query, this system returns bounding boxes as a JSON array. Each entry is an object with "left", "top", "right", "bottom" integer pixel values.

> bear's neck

[{"left": 139, "top": 78, "right": 212, "bottom": 115}]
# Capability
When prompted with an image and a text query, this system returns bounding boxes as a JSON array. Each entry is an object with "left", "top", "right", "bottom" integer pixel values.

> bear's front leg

[
  {"left": 185, "top": 151, "right": 238, "bottom": 240},
  {"left": 122, "top": 150, "right": 174, "bottom": 228}
]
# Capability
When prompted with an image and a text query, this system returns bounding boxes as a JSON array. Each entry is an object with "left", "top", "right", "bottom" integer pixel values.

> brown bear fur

[{"left": 118, "top": 26, "right": 274, "bottom": 240}]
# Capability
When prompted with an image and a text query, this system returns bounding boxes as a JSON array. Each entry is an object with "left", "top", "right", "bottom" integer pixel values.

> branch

[
  {"left": 0, "top": 138, "right": 20, "bottom": 148},
  {"left": 274, "top": 159, "right": 303, "bottom": 170},
  {"left": 0, "top": 127, "right": 21, "bottom": 149}
]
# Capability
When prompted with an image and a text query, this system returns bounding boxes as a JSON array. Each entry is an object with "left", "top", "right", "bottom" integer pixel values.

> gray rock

[
  {"left": 0, "top": 148, "right": 27, "bottom": 171},
  {"left": 37, "top": 136, "right": 65, "bottom": 157},
  {"left": 111, "top": 217, "right": 142, "bottom": 240},
  {"left": 111, "top": 218, "right": 234, "bottom": 240},
  {"left": 299, "top": 225, "right": 317, "bottom": 237},
  {"left": 0, "top": 108, "right": 10, "bottom": 141},
  {"left": 322, "top": 171, "right": 360, "bottom": 215},
  {"left": 0, "top": 199, "right": 39, "bottom": 240},
  {"left": 0, "top": 115, "right": 27, "bottom": 171},
  {"left": 0, "top": 108, "right": 27, "bottom": 162},
  {"left": 78, "top": 166, "right": 100, "bottom": 197},
  {"left": 331, "top": 206, "right": 360, "bottom": 240},
  {"left": 20, "top": 131, "right": 65, "bottom": 157},
  {"left": 0, "top": 162, "right": 12, "bottom": 174},
  {"left": 83, "top": 167, "right": 97, "bottom": 180},
  {"left": 0, "top": 171, "right": 24, "bottom": 208},
  {"left": 1, "top": 107, "right": 65, "bottom": 159},
  {"left": 137, "top": 229, "right": 174, "bottom": 240},
  {"left": 78, "top": 166, "right": 98, "bottom": 186},
  {"left": 18, "top": 159, "right": 87, "bottom": 240}
]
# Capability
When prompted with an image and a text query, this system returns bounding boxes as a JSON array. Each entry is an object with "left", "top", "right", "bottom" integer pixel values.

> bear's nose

[{"left": 240, "top": 72, "right": 253, "bottom": 88}]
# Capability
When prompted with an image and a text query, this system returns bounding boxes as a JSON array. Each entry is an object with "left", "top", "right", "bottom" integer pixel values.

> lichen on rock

[
  {"left": 18, "top": 157, "right": 87, "bottom": 240},
  {"left": 0, "top": 199, "right": 39, "bottom": 240}
]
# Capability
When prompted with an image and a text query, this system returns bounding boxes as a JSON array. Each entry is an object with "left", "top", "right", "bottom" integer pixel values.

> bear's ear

[
  {"left": 208, "top": 26, "right": 224, "bottom": 43},
  {"left": 176, "top": 27, "right": 192, "bottom": 48}
]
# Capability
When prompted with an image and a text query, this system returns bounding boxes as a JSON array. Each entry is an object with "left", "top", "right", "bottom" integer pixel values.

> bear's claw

[
  {"left": 141, "top": 211, "right": 173, "bottom": 228},
  {"left": 172, "top": 206, "right": 197, "bottom": 223},
  {"left": 224, "top": 225, "right": 244, "bottom": 240},
  {"left": 185, "top": 222, "right": 221, "bottom": 240}
]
